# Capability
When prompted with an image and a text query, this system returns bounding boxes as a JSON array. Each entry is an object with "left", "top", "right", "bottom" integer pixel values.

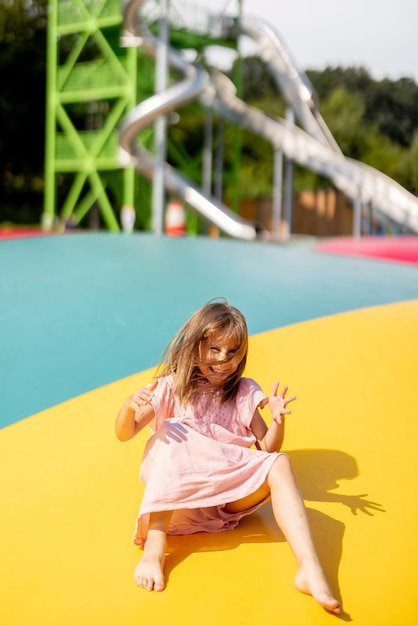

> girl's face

[{"left": 197, "top": 331, "right": 242, "bottom": 385}]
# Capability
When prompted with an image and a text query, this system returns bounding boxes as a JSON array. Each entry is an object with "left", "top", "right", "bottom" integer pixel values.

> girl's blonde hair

[{"left": 158, "top": 300, "right": 248, "bottom": 405}]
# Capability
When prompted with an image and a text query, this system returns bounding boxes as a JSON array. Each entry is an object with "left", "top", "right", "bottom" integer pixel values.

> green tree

[
  {"left": 307, "top": 66, "right": 373, "bottom": 103},
  {"left": 239, "top": 55, "right": 281, "bottom": 103},
  {"left": 363, "top": 77, "right": 418, "bottom": 147},
  {"left": 0, "top": 0, "right": 47, "bottom": 224},
  {"left": 399, "top": 131, "right": 418, "bottom": 194},
  {"left": 307, "top": 66, "right": 418, "bottom": 148},
  {"left": 320, "top": 86, "right": 368, "bottom": 159},
  {"left": 320, "top": 85, "right": 409, "bottom": 188}
]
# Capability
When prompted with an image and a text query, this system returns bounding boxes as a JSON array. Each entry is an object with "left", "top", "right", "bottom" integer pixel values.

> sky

[{"left": 194, "top": 0, "right": 418, "bottom": 82}]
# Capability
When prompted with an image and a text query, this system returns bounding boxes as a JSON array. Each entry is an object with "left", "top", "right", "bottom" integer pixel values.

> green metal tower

[
  {"left": 43, "top": 0, "right": 137, "bottom": 230},
  {"left": 43, "top": 0, "right": 243, "bottom": 233}
]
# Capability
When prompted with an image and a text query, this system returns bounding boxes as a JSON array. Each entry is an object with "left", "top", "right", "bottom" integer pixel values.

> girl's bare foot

[
  {"left": 295, "top": 565, "right": 342, "bottom": 615},
  {"left": 134, "top": 554, "right": 165, "bottom": 591},
  {"left": 134, "top": 529, "right": 166, "bottom": 591}
]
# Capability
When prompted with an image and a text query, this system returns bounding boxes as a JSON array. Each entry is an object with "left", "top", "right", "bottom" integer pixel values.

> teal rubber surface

[{"left": 1, "top": 233, "right": 417, "bottom": 427}]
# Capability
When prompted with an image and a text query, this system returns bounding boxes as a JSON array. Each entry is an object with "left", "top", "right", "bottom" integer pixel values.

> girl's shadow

[{"left": 162, "top": 449, "right": 384, "bottom": 619}]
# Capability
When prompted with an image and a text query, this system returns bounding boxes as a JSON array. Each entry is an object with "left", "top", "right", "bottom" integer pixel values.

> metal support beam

[{"left": 152, "top": 0, "right": 169, "bottom": 235}]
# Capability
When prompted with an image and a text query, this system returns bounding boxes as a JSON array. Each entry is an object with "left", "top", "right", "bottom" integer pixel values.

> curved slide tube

[
  {"left": 119, "top": 0, "right": 418, "bottom": 236},
  {"left": 119, "top": 0, "right": 258, "bottom": 240}
]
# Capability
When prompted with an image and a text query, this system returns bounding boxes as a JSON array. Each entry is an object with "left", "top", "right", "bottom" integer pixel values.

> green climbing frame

[{"left": 43, "top": 0, "right": 138, "bottom": 230}]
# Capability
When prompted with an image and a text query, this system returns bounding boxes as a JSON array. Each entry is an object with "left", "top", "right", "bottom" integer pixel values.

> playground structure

[{"left": 44, "top": 0, "right": 418, "bottom": 238}]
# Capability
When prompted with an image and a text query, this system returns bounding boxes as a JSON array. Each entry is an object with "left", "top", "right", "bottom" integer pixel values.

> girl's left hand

[{"left": 269, "top": 381, "right": 296, "bottom": 424}]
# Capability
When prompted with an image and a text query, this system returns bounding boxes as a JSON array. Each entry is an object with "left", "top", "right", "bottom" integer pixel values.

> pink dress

[{"left": 133, "top": 375, "right": 281, "bottom": 545}]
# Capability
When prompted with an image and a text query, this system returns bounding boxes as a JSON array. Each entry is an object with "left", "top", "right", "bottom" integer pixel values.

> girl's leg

[
  {"left": 134, "top": 511, "right": 172, "bottom": 591},
  {"left": 267, "top": 455, "right": 341, "bottom": 614},
  {"left": 225, "top": 455, "right": 341, "bottom": 615}
]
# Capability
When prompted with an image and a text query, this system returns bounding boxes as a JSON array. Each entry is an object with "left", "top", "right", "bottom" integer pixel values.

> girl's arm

[
  {"left": 250, "top": 381, "right": 296, "bottom": 453},
  {"left": 115, "top": 380, "right": 157, "bottom": 442}
]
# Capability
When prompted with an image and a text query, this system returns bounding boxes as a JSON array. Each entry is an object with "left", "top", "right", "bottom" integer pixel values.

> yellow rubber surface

[{"left": 2, "top": 300, "right": 418, "bottom": 625}]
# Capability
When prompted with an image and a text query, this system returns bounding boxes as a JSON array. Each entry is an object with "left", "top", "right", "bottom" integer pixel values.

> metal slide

[
  {"left": 238, "top": 17, "right": 418, "bottom": 232},
  {"left": 119, "top": 0, "right": 418, "bottom": 236},
  {"left": 119, "top": 0, "right": 258, "bottom": 240}
]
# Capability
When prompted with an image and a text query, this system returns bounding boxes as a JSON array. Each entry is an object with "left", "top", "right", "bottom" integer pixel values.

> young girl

[{"left": 115, "top": 300, "right": 341, "bottom": 615}]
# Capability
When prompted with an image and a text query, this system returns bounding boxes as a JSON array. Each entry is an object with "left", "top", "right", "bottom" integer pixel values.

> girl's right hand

[{"left": 130, "top": 379, "right": 158, "bottom": 420}]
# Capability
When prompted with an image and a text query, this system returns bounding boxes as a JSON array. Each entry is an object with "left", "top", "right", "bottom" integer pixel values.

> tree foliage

[
  {"left": 0, "top": 0, "right": 47, "bottom": 223},
  {"left": 306, "top": 67, "right": 418, "bottom": 193},
  {"left": 307, "top": 66, "right": 418, "bottom": 148}
]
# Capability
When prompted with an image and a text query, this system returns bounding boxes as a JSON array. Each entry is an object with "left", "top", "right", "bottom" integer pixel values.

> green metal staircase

[{"left": 43, "top": 0, "right": 138, "bottom": 230}]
